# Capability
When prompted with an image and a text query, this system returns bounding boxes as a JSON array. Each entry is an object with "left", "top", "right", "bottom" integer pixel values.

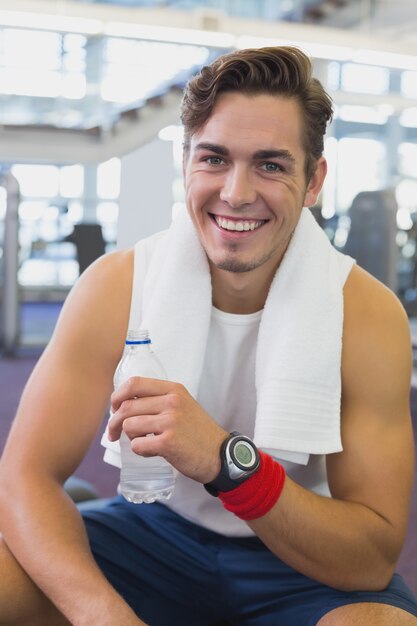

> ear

[{"left": 303, "top": 157, "right": 327, "bottom": 208}]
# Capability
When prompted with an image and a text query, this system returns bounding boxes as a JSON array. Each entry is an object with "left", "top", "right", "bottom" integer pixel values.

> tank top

[{"left": 164, "top": 306, "right": 331, "bottom": 537}]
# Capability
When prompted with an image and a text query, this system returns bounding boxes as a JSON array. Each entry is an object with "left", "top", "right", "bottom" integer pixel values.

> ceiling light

[
  {"left": 0, "top": 9, "right": 102, "bottom": 35},
  {"left": 105, "top": 22, "right": 235, "bottom": 48},
  {"left": 352, "top": 48, "right": 417, "bottom": 72}
]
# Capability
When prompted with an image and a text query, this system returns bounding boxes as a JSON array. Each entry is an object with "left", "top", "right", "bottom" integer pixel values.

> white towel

[{"left": 102, "top": 207, "right": 354, "bottom": 466}]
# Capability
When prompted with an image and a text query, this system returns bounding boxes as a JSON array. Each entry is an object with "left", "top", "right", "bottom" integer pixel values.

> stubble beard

[{"left": 213, "top": 241, "right": 283, "bottom": 274}]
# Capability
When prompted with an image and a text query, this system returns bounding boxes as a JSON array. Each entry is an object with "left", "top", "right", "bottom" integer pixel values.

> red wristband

[{"left": 219, "top": 451, "right": 286, "bottom": 521}]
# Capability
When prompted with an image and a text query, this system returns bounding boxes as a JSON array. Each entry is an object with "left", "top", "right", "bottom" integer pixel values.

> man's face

[{"left": 183, "top": 92, "right": 326, "bottom": 276}]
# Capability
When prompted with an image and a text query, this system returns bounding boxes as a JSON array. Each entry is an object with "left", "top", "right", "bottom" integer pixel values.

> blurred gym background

[{"left": 0, "top": 0, "right": 416, "bottom": 594}]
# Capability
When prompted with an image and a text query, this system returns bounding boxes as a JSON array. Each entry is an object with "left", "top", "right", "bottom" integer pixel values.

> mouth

[{"left": 210, "top": 213, "right": 268, "bottom": 233}]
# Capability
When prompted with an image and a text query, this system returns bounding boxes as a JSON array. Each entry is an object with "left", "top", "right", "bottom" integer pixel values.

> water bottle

[{"left": 114, "top": 329, "right": 175, "bottom": 504}]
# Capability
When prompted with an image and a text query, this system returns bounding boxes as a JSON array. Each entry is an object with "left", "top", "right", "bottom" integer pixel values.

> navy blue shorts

[{"left": 80, "top": 496, "right": 417, "bottom": 625}]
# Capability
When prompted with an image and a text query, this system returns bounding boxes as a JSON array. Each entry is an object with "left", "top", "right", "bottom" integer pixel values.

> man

[{"left": 0, "top": 46, "right": 416, "bottom": 626}]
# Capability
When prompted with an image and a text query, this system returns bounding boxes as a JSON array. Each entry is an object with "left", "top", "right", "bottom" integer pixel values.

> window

[
  {"left": 341, "top": 63, "right": 389, "bottom": 95},
  {"left": 60, "top": 165, "right": 84, "bottom": 198},
  {"left": 401, "top": 71, "right": 417, "bottom": 98},
  {"left": 0, "top": 28, "right": 86, "bottom": 100},
  {"left": 12, "top": 164, "right": 60, "bottom": 198},
  {"left": 337, "top": 104, "right": 392, "bottom": 125},
  {"left": 400, "top": 108, "right": 417, "bottom": 128},
  {"left": 336, "top": 138, "right": 386, "bottom": 211},
  {"left": 97, "top": 158, "right": 121, "bottom": 199},
  {"left": 101, "top": 39, "right": 209, "bottom": 104},
  {"left": 398, "top": 143, "right": 417, "bottom": 178},
  {"left": 327, "top": 61, "right": 340, "bottom": 91}
]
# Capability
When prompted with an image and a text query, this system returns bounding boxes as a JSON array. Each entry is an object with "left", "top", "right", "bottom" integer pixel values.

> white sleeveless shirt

[{"left": 164, "top": 305, "right": 331, "bottom": 537}]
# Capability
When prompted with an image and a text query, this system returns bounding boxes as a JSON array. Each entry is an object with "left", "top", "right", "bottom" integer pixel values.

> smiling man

[
  {"left": 183, "top": 91, "right": 325, "bottom": 311},
  {"left": 0, "top": 47, "right": 417, "bottom": 626}
]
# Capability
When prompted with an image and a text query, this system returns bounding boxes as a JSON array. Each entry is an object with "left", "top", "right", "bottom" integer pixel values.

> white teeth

[{"left": 214, "top": 216, "right": 264, "bottom": 232}]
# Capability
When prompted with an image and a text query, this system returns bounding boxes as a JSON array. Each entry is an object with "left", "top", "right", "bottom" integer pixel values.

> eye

[
  {"left": 205, "top": 156, "right": 225, "bottom": 166},
  {"left": 260, "top": 162, "right": 283, "bottom": 173}
]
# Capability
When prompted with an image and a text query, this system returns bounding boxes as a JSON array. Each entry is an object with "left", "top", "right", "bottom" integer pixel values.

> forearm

[
  {"left": 248, "top": 476, "right": 401, "bottom": 591},
  {"left": 0, "top": 472, "right": 143, "bottom": 626}
]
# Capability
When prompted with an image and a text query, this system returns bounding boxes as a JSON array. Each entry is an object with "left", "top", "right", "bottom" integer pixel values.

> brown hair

[{"left": 181, "top": 46, "right": 333, "bottom": 181}]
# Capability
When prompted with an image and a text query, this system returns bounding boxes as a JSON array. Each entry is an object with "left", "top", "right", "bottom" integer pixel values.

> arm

[
  {"left": 247, "top": 265, "right": 414, "bottom": 591},
  {"left": 0, "top": 249, "right": 145, "bottom": 626}
]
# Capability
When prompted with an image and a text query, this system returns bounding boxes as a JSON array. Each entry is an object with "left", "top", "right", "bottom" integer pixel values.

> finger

[
  {"left": 110, "top": 376, "right": 172, "bottom": 412},
  {"left": 130, "top": 432, "right": 167, "bottom": 458},
  {"left": 122, "top": 415, "right": 165, "bottom": 440},
  {"left": 107, "top": 396, "right": 166, "bottom": 440}
]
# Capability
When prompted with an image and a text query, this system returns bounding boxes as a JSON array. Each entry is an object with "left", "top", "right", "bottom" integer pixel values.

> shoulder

[
  {"left": 342, "top": 264, "right": 412, "bottom": 402},
  {"left": 343, "top": 264, "right": 409, "bottom": 340},
  {"left": 63, "top": 248, "right": 135, "bottom": 322},
  {"left": 82, "top": 246, "right": 134, "bottom": 284},
  {"left": 51, "top": 248, "right": 135, "bottom": 364}
]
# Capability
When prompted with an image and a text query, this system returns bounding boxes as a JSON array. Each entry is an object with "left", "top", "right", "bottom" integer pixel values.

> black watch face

[{"left": 231, "top": 439, "right": 257, "bottom": 470}]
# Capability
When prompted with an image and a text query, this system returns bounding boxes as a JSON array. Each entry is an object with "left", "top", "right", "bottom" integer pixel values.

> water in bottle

[{"left": 114, "top": 329, "right": 175, "bottom": 504}]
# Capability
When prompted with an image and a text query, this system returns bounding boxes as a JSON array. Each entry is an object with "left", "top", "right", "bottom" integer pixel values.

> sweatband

[{"left": 219, "top": 451, "right": 286, "bottom": 521}]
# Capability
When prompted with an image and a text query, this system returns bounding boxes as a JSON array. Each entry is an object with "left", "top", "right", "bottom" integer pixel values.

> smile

[{"left": 212, "top": 215, "right": 267, "bottom": 232}]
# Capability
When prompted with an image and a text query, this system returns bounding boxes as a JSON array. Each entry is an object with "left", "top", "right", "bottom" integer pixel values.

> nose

[{"left": 219, "top": 165, "right": 257, "bottom": 208}]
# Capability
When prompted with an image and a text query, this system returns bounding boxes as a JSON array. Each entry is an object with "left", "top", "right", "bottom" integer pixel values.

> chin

[{"left": 215, "top": 259, "right": 259, "bottom": 273}]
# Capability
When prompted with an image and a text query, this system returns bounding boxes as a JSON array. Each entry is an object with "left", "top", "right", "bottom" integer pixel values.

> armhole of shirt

[{"left": 338, "top": 251, "right": 356, "bottom": 286}]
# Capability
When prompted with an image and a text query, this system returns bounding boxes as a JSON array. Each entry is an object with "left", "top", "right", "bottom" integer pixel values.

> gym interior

[{"left": 0, "top": 0, "right": 416, "bottom": 598}]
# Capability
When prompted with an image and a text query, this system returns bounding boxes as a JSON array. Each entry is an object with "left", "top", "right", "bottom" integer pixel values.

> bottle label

[{"left": 125, "top": 339, "right": 151, "bottom": 345}]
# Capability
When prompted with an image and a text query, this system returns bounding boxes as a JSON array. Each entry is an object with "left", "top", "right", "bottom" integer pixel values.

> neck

[{"left": 210, "top": 262, "right": 278, "bottom": 314}]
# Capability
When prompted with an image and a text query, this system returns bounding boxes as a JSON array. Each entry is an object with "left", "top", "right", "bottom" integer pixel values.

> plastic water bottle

[{"left": 114, "top": 329, "right": 175, "bottom": 504}]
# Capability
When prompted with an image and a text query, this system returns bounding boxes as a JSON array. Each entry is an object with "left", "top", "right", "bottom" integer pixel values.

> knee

[
  {"left": 0, "top": 535, "right": 67, "bottom": 626},
  {"left": 0, "top": 535, "right": 34, "bottom": 624},
  {"left": 317, "top": 602, "right": 417, "bottom": 625}
]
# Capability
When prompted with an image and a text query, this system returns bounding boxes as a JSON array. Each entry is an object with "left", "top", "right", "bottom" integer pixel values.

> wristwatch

[{"left": 204, "top": 431, "right": 260, "bottom": 497}]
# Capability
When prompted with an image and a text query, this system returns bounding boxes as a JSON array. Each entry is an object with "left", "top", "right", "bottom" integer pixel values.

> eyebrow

[
  {"left": 194, "top": 142, "right": 296, "bottom": 165},
  {"left": 253, "top": 149, "right": 296, "bottom": 165},
  {"left": 194, "top": 142, "right": 229, "bottom": 156}
]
